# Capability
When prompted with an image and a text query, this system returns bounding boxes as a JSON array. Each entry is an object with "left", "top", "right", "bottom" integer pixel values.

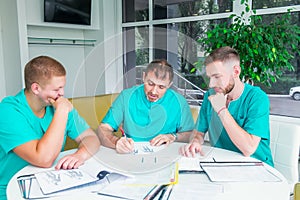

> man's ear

[
  {"left": 233, "top": 65, "right": 241, "bottom": 78},
  {"left": 142, "top": 72, "right": 146, "bottom": 82},
  {"left": 168, "top": 81, "right": 173, "bottom": 88},
  {"left": 31, "top": 82, "right": 40, "bottom": 95}
]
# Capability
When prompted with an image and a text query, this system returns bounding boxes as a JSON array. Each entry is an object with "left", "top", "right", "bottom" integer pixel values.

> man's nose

[
  {"left": 209, "top": 79, "right": 215, "bottom": 88},
  {"left": 151, "top": 85, "right": 158, "bottom": 94},
  {"left": 58, "top": 88, "right": 64, "bottom": 97}
]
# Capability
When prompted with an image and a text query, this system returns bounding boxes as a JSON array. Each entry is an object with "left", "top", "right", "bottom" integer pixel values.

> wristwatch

[{"left": 171, "top": 133, "right": 178, "bottom": 141}]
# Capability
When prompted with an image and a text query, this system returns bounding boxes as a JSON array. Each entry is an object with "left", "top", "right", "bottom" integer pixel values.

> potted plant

[{"left": 195, "top": 0, "right": 300, "bottom": 86}]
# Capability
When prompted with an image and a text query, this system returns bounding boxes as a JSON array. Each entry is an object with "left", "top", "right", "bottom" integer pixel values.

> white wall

[
  {"left": 0, "top": 0, "right": 123, "bottom": 99},
  {"left": 0, "top": 0, "right": 23, "bottom": 99},
  {"left": 27, "top": 26, "right": 89, "bottom": 98},
  {"left": 0, "top": 17, "right": 6, "bottom": 100}
]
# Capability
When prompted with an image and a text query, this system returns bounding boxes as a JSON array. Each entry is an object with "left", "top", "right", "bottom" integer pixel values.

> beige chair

[
  {"left": 295, "top": 182, "right": 300, "bottom": 200},
  {"left": 269, "top": 115, "right": 300, "bottom": 193}
]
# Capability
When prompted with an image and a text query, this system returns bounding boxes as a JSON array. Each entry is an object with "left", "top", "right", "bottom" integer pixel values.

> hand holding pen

[{"left": 115, "top": 126, "right": 134, "bottom": 154}]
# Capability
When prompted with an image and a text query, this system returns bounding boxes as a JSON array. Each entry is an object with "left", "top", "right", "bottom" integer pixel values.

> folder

[{"left": 17, "top": 168, "right": 129, "bottom": 199}]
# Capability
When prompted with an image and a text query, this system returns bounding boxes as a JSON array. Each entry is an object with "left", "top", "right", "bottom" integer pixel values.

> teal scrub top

[
  {"left": 196, "top": 84, "right": 274, "bottom": 166},
  {"left": 0, "top": 90, "right": 89, "bottom": 200},
  {"left": 102, "top": 85, "right": 194, "bottom": 141}
]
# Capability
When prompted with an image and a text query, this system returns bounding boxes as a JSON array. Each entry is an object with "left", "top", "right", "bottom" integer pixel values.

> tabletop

[{"left": 7, "top": 143, "right": 290, "bottom": 200}]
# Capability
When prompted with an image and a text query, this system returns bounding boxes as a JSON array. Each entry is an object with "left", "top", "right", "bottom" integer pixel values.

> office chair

[{"left": 269, "top": 115, "right": 300, "bottom": 193}]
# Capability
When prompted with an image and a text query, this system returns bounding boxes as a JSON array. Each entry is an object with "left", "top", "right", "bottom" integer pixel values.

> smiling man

[
  {"left": 97, "top": 59, "right": 194, "bottom": 154},
  {"left": 180, "top": 46, "right": 274, "bottom": 167},
  {"left": 0, "top": 56, "right": 100, "bottom": 200}
]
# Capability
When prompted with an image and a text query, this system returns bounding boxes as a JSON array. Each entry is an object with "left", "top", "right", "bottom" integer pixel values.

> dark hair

[
  {"left": 145, "top": 59, "right": 174, "bottom": 82},
  {"left": 24, "top": 56, "right": 66, "bottom": 89},
  {"left": 204, "top": 46, "right": 240, "bottom": 66}
]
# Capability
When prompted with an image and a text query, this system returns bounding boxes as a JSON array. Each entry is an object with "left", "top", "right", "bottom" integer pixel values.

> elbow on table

[
  {"left": 241, "top": 147, "right": 256, "bottom": 157},
  {"left": 32, "top": 156, "right": 57, "bottom": 168}
]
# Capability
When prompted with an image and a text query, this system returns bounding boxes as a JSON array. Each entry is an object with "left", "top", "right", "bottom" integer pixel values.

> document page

[
  {"left": 168, "top": 174, "right": 223, "bottom": 200},
  {"left": 201, "top": 163, "right": 282, "bottom": 182},
  {"left": 178, "top": 155, "right": 214, "bottom": 173},
  {"left": 34, "top": 168, "right": 98, "bottom": 194},
  {"left": 134, "top": 142, "right": 166, "bottom": 154}
]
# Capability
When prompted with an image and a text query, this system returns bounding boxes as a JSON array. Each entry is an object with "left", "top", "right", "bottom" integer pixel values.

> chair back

[
  {"left": 295, "top": 182, "right": 300, "bottom": 200},
  {"left": 269, "top": 115, "right": 300, "bottom": 192}
]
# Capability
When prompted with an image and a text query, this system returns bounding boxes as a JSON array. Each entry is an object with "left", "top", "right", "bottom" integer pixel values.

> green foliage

[{"left": 197, "top": 1, "right": 300, "bottom": 86}]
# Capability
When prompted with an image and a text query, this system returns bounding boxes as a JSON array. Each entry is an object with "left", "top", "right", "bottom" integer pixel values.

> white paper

[
  {"left": 133, "top": 142, "right": 166, "bottom": 154},
  {"left": 169, "top": 175, "right": 223, "bottom": 200},
  {"left": 201, "top": 163, "right": 282, "bottom": 182},
  {"left": 34, "top": 168, "right": 98, "bottom": 194}
]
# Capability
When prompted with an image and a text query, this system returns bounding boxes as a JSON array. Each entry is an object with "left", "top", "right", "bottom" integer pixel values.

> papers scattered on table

[
  {"left": 168, "top": 174, "right": 224, "bottom": 200},
  {"left": 133, "top": 142, "right": 166, "bottom": 154},
  {"left": 34, "top": 168, "right": 98, "bottom": 194},
  {"left": 200, "top": 162, "right": 282, "bottom": 182},
  {"left": 178, "top": 155, "right": 214, "bottom": 173},
  {"left": 96, "top": 162, "right": 179, "bottom": 200},
  {"left": 17, "top": 168, "right": 129, "bottom": 199}
]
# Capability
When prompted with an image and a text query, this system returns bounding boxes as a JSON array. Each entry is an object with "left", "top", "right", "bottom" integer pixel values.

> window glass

[
  {"left": 153, "top": 0, "right": 232, "bottom": 20},
  {"left": 122, "top": 0, "right": 149, "bottom": 22},
  {"left": 123, "top": 26, "right": 149, "bottom": 85},
  {"left": 122, "top": 1, "right": 300, "bottom": 118},
  {"left": 252, "top": 0, "right": 300, "bottom": 9},
  {"left": 152, "top": 19, "right": 228, "bottom": 90},
  {"left": 253, "top": 12, "right": 300, "bottom": 117}
]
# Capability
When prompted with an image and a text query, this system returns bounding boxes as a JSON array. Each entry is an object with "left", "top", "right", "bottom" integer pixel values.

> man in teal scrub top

[
  {"left": 97, "top": 59, "right": 194, "bottom": 154},
  {"left": 0, "top": 56, "right": 100, "bottom": 200},
  {"left": 180, "top": 46, "right": 274, "bottom": 166}
]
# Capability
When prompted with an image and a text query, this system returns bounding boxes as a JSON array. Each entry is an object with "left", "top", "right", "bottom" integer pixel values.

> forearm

[
  {"left": 176, "top": 131, "right": 193, "bottom": 143},
  {"left": 97, "top": 123, "right": 120, "bottom": 149},
  {"left": 218, "top": 109, "right": 259, "bottom": 156},
  {"left": 190, "top": 130, "right": 205, "bottom": 144},
  {"left": 36, "top": 108, "right": 69, "bottom": 164},
  {"left": 75, "top": 130, "right": 100, "bottom": 161}
]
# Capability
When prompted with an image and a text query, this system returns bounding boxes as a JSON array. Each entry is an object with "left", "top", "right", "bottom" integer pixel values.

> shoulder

[
  {"left": 244, "top": 84, "right": 268, "bottom": 99},
  {"left": 243, "top": 84, "right": 269, "bottom": 107},
  {"left": 119, "top": 85, "right": 142, "bottom": 97},
  {"left": 0, "top": 90, "right": 25, "bottom": 111},
  {"left": 165, "top": 89, "right": 190, "bottom": 105}
]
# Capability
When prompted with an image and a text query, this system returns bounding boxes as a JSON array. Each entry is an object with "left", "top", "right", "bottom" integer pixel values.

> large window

[
  {"left": 252, "top": 0, "right": 300, "bottom": 9},
  {"left": 122, "top": 0, "right": 300, "bottom": 118}
]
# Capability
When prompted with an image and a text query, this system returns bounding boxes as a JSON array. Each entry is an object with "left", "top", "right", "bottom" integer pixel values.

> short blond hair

[{"left": 24, "top": 56, "right": 66, "bottom": 89}]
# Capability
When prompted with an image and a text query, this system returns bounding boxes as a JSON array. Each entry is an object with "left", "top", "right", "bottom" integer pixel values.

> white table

[{"left": 7, "top": 143, "right": 290, "bottom": 200}]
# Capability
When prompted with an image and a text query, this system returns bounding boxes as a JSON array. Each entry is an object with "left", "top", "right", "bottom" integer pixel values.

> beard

[{"left": 224, "top": 78, "right": 235, "bottom": 94}]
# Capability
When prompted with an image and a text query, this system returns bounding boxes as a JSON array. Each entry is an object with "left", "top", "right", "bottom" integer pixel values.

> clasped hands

[{"left": 115, "top": 133, "right": 176, "bottom": 154}]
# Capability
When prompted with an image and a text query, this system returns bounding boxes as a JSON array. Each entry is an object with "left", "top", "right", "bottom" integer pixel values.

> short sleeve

[
  {"left": 195, "top": 91, "right": 210, "bottom": 134},
  {"left": 177, "top": 95, "right": 194, "bottom": 133},
  {"left": 66, "top": 109, "right": 90, "bottom": 140},
  {"left": 243, "top": 89, "right": 270, "bottom": 139},
  {"left": 101, "top": 93, "right": 124, "bottom": 131},
  {"left": 0, "top": 106, "right": 39, "bottom": 153}
]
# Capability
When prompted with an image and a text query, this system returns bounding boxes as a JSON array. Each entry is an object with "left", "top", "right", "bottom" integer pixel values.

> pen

[
  {"left": 159, "top": 184, "right": 174, "bottom": 200},
  {"left": 120, "top": 126, "right": 127, "bottom": 139},
  {"left": 17, "top": 174, "right": 35, "bottom": 179},
  {"left": 158, "top": 185, "right": 167, "bottom": 200},
  {"left": 144, "top": 185, "right": 166, "bottom": 200}
]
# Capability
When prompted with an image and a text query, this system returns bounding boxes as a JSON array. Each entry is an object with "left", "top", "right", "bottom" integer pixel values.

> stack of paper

[{"left": 17, "top": 168, "right": 128, "bottom": 199}]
